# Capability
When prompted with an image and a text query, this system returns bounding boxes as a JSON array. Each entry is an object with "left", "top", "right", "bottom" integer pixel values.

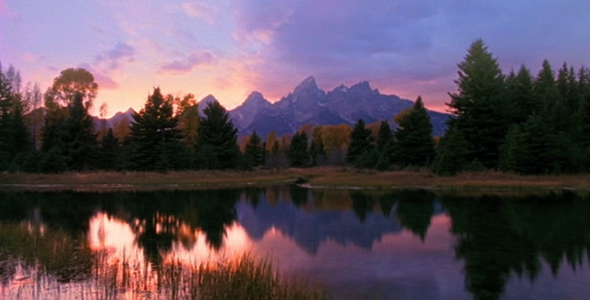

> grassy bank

[{"left": 1, "top": 167, "right": 590, "bottom": 192}]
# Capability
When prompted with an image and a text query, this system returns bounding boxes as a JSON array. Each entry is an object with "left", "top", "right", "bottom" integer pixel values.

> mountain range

[{"left": 97, "top": 76, "right": 450, "bottom": 138}]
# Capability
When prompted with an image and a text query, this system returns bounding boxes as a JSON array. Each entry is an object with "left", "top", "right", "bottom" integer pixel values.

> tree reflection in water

[
  {"left": 442, "top": 191, "right": 590, "bottom": 300},
  {"left": 0, "top": 188, "right": 590, "bottom": 300},
  {"left": 99, "top": 190, "right": 240, "bottom": 265}
]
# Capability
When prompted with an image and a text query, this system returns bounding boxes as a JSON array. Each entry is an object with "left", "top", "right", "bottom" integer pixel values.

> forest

[{"left": 1, "top": 39, "right": 589, "bottom": 175}]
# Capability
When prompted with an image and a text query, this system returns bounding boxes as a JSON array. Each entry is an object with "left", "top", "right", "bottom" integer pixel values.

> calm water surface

[{"left": 1, "top": 187, "right": 590, "bottom": 300}]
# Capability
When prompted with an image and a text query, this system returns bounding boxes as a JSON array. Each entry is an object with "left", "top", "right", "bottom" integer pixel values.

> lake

[{"left": 1, "top": 187, "right": 589, "bottom": 300}]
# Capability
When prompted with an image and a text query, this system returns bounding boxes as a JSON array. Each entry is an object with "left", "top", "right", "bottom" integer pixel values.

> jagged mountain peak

[
  {"left": 197, "top": 94, "right": 221, "bottom": 117},
  {"left": 349, "top": 81, "right": 374, "bottom": 94},
  {"left": 199, "top": 94, "right": 218, "bottom": 105},
  {"left": 334, "top": 84, "right": 349, "bottom": 93},
  {"left": 294, "top": 76, "right": 318, "bottom": 93},
  {"left": 244, "top": 91, "right": 269, "bottom": 105}
]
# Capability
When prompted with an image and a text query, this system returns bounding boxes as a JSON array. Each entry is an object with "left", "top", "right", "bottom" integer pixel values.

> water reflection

[
  {"left": 0, "top": 188, "right": 590, "bottom": 299},
  {"left": 441, "top": 191, "right": 590, "bottom": 300}
]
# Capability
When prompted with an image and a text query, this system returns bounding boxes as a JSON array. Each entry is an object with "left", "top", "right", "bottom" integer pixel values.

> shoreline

[{"left": 1, "top": 167, "right": 590, "bottom": 192}]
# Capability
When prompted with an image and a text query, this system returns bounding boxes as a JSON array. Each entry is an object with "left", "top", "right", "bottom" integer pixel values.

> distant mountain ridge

[
  {"left": 96, "top": 76, "right": 450, "bottom": 137},
  {"left": 229, "top": 76, "right": 450, "bottom": 137}
]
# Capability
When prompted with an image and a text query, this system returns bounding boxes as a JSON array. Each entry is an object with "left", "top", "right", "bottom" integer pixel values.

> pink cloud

[
  {"left": 0, "top": 0, "right": 15, "bottom": 17},
  {"left": 79, "top": 64, "right": 120, "bottom": 90},
  {"left": 181, "top": 2, "right": 217, "bottom": 23},
  {"left": 159, "top": 51, "right": 216, "bottom": 75}
]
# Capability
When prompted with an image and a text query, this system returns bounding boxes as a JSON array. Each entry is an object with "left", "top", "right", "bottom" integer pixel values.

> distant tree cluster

[{"left": 2, "top": 39, "right": 589, "bottom": 175}]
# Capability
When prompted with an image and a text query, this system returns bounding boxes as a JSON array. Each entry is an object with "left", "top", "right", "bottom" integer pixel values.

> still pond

[{"left": 1, "top": 187, "right": 590, "bottom": 300}]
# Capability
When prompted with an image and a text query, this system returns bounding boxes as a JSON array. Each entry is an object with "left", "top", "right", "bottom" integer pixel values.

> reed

[{"left": 1, "top": 249, "right": 328, "bottom": 300}]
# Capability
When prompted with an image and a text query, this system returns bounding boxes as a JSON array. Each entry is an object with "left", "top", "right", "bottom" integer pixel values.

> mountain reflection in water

[{"left": 1, "top": 188, "right": 590, "bottom": 300}]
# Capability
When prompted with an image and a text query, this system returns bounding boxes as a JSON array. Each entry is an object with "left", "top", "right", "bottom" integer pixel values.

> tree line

[{"left": 1, "top": 39, "right": 589, "bottom": 174}]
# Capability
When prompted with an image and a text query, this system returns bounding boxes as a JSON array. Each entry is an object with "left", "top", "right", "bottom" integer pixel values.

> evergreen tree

[
  {"left": 447, "top": 39, "right": 508, "bottom": 169},
  {"left": 62, "top": 93, "right": 99, "bottom": 171},
  {"left": 99, "top": 128, "right": 120, "bottom": 170},
  {"left": 578, "top": 67, "right": 590, "bottom": 170},
  {"left": 534, "top": 60, "right": 558, "bottom": 111},
  {"left": 40, "top": 111, "right": 67, "bottom": 154},
  {"left": 500, "top": 114, "right": 554, "bottom": 174},
  {"left": 347, "top": 119, "right": 373, "bottom": 166},
  {"left": 244, "top": 130, "right": 264, "bottom": 168},
  {"left": 196, "top": 100, "right": 240, "bottom": 169},
  {"left": 392, "top": 96, "right": 435, "bottom": 167},
  {"left": 432, "top": 126, "right": 468, "bottom": 176},
  {"left": 288, "top": 131, "right": 309, "bottom": 168},
  {"left": 0, "top": 62, "right": 33, "bottom": 170},
  {"left": 309, "top": 137, "right": 326, "bottom": 166},
  {"left": 376, "top": 120, "right": 393, "bottom": 152},
  {"left": 356, "top": 147, "right": 380, "bottom": 169},
  {"left": 126, "top": 88, "right": 184, "bottom": 171},
  {"left": 505, "top": 65, "right": 538, "bottom": 124},
  {"left": 534, "top": 61, "right": 580, "bottom": 173}
]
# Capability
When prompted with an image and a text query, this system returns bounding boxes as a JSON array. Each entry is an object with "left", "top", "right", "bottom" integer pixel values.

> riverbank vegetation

[
  {"left": 2, "top": 167, "right": 590, "bottom": 192},
  {"left": 1, "top": 39, "right": 590, "bottom": 175}
]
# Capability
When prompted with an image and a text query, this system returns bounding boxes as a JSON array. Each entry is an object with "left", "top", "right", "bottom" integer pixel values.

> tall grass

[{"left": 2, "top": 249, "right": 328, "bottom": 300}]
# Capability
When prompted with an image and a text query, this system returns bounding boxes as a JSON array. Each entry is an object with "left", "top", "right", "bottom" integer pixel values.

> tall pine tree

[
  {"left": 196, "top": 100, "right": 240, "bottom": 169},
  {"left": 347, "top": 119, "right": 373, "bottom": 166},
  {"left": 432, "top": 126, "right": 468, "bottom": 176},
  {"left": 505, "top": 65, "right": 538, "bottom": 124},
  {"left": 447, "top": 39, "right": 508, "bottom": 169},
  {"left": 0, "top": 62, "right": 33, "bottom": 171},
  {"left": 392, "top": 96, "right": 435, "bottom": 167},
  {"left": 126, "top": 88, "right": 184, "bottom": 171},
  {"left": 288, "top": 131, "right": 309, "bottom": 168},
  {"left": 99, "top": 128, "right": 120, "bottom": 170},
  {"left": 62, "top": 92, "right": 99, "bottom": 171},
  {"left": 244, "top": 130, "right": 264, "bottom": 169}
]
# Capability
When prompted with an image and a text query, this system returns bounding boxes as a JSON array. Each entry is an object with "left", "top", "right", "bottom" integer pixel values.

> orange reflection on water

[
  {"left": 163, "top": 223, "right": 253, "bottom": 265},
  {"left": 88, "top": 213, "right": 253, "bottom": 266},
  {"left": 89, "top": 212, "right": 143, "bottom": 264}
]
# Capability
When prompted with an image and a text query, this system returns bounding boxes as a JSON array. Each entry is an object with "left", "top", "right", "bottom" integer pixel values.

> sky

[{"left": 1, "top": 0, "right": 590, "bottom": 117}]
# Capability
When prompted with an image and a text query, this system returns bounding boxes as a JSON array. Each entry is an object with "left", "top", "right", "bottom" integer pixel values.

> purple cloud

[
  {"left": 95, "top": 42, "right": 136, "bottom": 71},
  {"left": 232, "top": 0, "right": 590, "bottom": 106},
  {"left": 182, "top": 2, "right": 217, "bottom": 23},
  {"left": 0, "top": 0, "right": 13, "bottom": 16},
  {"left": 159, "top": 51, "right": 216, "bottom": 75},
  {"left": 79, "top": 63, "right": 119, "bottom": 90}
]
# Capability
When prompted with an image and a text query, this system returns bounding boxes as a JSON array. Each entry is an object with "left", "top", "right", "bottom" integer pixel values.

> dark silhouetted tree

[
  {"left": 62, "top": 93, "right": 99, "bottom": 170},
  {"left": 347, "top": 119, "right": 373, "bottom": 166},
  {"left": 309, "top": 136, "right": 326, "bottom": 166},
  {"left": 126, "top": 88, "right": 184, "bottom": 171},
  {"left": 392, "top": 96, "right": 435, "bottom": 167},
  {"left": 0, "top": 63, "right": 33, "bottom": 171},
  {"left": 505, "top": 65, "right": 538, "bottom": 124},
  {"left": 243, "top": 130, "right": 264, "bottom": 169},
  {"left": 196, "top": 100, "right": 240, "bottom": 169},
  {"left": 99, "top": 128, "right": 120, "bottom": 170},
  {"left": 288, "top": 131, "right": 309, "bottom": 167},
  {"left": 447, "top": 39, "right": 508, "bottom": 169},
  {"left": 376, "top": 120, "right": 393, "bottom": 152},
  {"left": 432, "top": 126, "right": 468, "bottom": 176}
]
